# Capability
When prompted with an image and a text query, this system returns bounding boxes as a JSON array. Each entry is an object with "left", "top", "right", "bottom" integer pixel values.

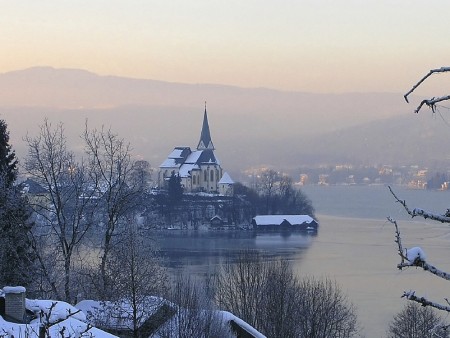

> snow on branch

[
  {"left": 404, "top": 67, "right": 450, "bottom": 114},
  {"left": 388, "top": 217, "right": 450, "bottom": 313},
  {"left": 403, "top": 291, "right": 450, "bottom": 313},
  {"left": 388, "top": 216, "right": 450, "bottom": 280},
  {"left": 388, "top": 186, "right": 450, "bottom": 223}
]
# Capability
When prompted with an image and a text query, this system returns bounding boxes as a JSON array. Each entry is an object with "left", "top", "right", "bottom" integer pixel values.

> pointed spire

[{"left": 197, "top": 102, "right": 215, "bottom": 150}]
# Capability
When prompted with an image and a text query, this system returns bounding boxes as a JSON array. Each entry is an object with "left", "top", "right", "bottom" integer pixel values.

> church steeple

[{"left": 197, "top": 103, "right": 215, "bottom": 150}]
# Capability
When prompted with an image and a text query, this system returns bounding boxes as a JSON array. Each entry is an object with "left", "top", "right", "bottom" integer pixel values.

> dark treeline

[{"left": 152, "top": 169, "right": 315, "bottom": 228}]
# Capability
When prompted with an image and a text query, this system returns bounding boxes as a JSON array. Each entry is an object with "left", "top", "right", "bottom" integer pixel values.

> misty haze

[
  {"left": 1, "top": 67, "right": 439, "bottom": 177},
  {"left": 2, "top": 1, "right": 450, "bottom": 337}
]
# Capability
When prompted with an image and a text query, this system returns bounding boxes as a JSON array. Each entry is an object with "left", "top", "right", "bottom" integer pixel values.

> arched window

[
  {"left": 204, "top": 170, "right": 207, "bottom": 181},
  {"left": 216, "top": 169, "right": 219, "bottom": 181},
  {"left": 193, "top": 175, "right": 196, "bottom": 185},
  {"left": 210, "top": 170, "right": 214, "bottom": 181}
]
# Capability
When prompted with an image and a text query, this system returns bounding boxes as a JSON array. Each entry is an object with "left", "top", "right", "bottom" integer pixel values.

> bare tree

[
  {"left": 214, "top": 251, "right": 359, "bottom": 337},
  {"left": 259, "top": 169, "right": 280, "bottom": 214},
  {"left": 25, "top": 120, "right": 97, "bottom": 303},
  {"left": 387, "top": 302, "right": 449, "bottom": 338},
  {"left": 296, "top": 277, "right": 358, "bottom": 338},
  {"left": 214, "top": 250, "right": 267, "bottom": 329},
  {"left": 258, "top": 259, "right": 300, "bottom": 338},
  {"left": 100, "top": 225, "right": 168, "bottom": 338},
  {"left": 83, "top": 123, "right": 138, "bottom": 299},
  {"left": 130, "top": 160, "right": 153, "bottom": 194},
  {"left": 158, "top": 274, "right": 228, "bottom": 338}
]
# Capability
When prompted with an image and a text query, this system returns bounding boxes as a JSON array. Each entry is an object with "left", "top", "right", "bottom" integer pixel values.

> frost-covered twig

[
  {"left": 388, "top": 215, "right": 450, "bottom": 281},
  {"left": 404, "top": 67, "right": 450, "bottom": 102},
  {"left": 388, "top": 186, "right": 450, "bottom": 223},
  {"left": 387, "top": 217, "right": 406, "bottom": 266},
  {"left": 398, "top": 259, "right": 450, "bottom": 281},
  {"left": 413, "top": 95, "right": 450, "bottom": 114},
  {"left": 403, "top": 291, "right": 450, "bottom": 313}
]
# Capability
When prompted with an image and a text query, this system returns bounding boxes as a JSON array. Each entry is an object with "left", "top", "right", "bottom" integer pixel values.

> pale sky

[{"left": 2, "top": 1, "right": 450, "bottom": 94}]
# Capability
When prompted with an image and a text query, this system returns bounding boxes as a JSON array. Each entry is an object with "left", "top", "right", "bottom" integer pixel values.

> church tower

[
  {"left": 159, "top": 104, "right": 234, "bottom": 194},
  {"left": 197, "top": 103, "right": 215, "bottom": 150}
]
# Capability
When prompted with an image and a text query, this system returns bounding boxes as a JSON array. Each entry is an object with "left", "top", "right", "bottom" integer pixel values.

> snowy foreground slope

[
  {"left": 77, "top": 298, "right": 266, "bottom": 338},
  {"left": 0, "top": 294, "right": 265, "bottom": 338},
  {"left": 0, "top": 298, "right": 116, "bottom": 337}
]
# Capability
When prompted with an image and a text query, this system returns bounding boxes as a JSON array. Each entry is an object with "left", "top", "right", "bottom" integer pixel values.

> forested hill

[{"left": 0, "top": 67, "right": 437, "bottom": 172}]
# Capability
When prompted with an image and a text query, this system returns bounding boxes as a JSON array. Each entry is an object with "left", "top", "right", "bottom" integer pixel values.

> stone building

[{"left": 158, "top": 106, "right": 233, "bottom": 194}]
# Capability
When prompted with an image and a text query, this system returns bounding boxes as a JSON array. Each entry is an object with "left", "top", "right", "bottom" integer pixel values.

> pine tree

[
  {"left": 0, "top": 120, "right": 18, "bottom": 186},
  {"left": 168, "top": 172, "right": 183, "bottom": 206},
  {"left": 0, "top": 119, "right": 35, "bottom": 287}
]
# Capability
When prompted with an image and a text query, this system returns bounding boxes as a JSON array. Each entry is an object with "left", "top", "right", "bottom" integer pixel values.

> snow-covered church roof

[
  {"left": 159, "top": 107, "right": 220, "bottom": 177},
  {"left": 218, "top": 172, "right": 234, "bottom": 184}
]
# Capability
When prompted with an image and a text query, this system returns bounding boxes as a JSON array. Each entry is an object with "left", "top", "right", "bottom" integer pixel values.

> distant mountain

[
  {"left": 0, "top": 67, "right": 437, "bottom": 175},
  {"left": 298, "top": 114, "right": 450, "bottom": 168}
]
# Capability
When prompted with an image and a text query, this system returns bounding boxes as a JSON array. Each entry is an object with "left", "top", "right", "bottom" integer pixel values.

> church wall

[{"left": 157, "top": 109, "right": 232, "bottom": 195}]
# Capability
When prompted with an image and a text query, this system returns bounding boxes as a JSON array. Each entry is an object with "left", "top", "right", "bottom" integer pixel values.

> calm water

[
  {"left": 151, "top": 185, "right": 450, "bottom": 337},
  {"left": 301, "top": 184, "right": 450, "bottom": 220}
]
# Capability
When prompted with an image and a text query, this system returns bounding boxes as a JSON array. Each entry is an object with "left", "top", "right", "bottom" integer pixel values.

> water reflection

[{"left": 146, "top": 230, "right": 316, "bottom": 273}]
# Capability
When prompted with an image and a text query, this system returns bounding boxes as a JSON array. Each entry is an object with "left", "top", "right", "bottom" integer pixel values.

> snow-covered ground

[{"left": 0, "top": 297, "right": 117, "bottom": 337}]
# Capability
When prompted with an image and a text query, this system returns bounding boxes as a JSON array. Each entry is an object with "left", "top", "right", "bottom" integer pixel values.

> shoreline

[{"left": 315, "top": 212, "right": 442, "bottom": 225}]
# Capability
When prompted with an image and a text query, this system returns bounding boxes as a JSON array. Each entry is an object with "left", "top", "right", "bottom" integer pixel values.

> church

[{"left": 158, "top": 106, "right": 234, "bottom": 195}]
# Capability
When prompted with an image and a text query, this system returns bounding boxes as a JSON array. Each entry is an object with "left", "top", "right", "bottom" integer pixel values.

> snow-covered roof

[
  {"left": 159, "top": 147, "right": 192, "bottom": 168},
  {"left": 253, "top": 215, "right": 316, "bottom": 226},
  {"left": 161, "top": 148, "right": 220, "bottom": 174},
  {"left": 3, "top": 286, "right": 26, "bottom": 294},
  {"left": 218, "top": 172, "right": 234, "bottom": 184},
  {"left": 168, "top": 147, "right": 189, "bottom": 159},
  {"left": 0, "top": 298, "right": 117, "bottom": 338},
  {"left": 179, "top": 163, "right": 199, "bottom": 177},
  {"left": 159, "top": 158, "right": 181, "bottom": 168},
  {"left": 220, "top": 311, "right": 266, "bottom": 338},
  {"left": 27, "top": 299, "right": 87, "bottom": 323},
  {"left": 76, "top": 297, "right": 265, "bottom": 338},
  {"left": 76, "top": 297, "right": 166, "bottom": 331},
  {"left": 184, "top": 150, "right": 203, "bottom": 164}
]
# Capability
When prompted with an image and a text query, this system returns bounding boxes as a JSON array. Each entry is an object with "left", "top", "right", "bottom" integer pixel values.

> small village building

[
  {"left": 218, "top": 172, "right": 235, "bottom": 196},
  {"left": 158, "top": 106, "right": 234, "bottom": 194},
  {"left": 210, "top": 215, "right": 224, "bottom": 228},
  {"left": 252, "top": 215, "right": 318, "bottom": 231}
]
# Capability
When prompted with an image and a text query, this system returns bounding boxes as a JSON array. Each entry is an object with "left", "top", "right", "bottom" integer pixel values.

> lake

[{"left": 151, "top": 185, "right": 450, "bottom": 337}]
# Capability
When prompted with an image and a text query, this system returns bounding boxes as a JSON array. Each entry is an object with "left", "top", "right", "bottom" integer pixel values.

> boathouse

[{"left": 252, "top": 215, "right": 318, "bottom": 231}]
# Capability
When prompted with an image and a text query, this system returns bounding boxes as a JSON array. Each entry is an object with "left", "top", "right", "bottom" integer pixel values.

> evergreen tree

[
  {"left": 0, "top": 179, "right": 35, "bottom": 287},
  {"left": 0, "top": 120, "right": 18, "bottom": 186},
  {"left": 0, "top": 119, "right": 35, "bottom": 287},
  {"left": 168, "top": 172, "right": 183, "bottom": 206}
]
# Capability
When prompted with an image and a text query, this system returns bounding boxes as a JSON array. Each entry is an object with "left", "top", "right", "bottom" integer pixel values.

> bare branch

[
  {"left": 402, "top": 291, "right": 450, "bottom": 313},
  {"left": 388, "top": 209, "right": 450, "bottom": 281},
  {"left": 397, "top": 260, "right": 450, "bottom": 281},
  {"left": 404, "top": 67, "right": 450, "bottom": 103},
  {"left": 388, "top": 186, "right": 450, "bottom": 223},
  {"left": 387, "top": 217, "right": 406, "bottom": 267},
  {"left": 413, "top": 95, "right": 450, "bottom": 114}
]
